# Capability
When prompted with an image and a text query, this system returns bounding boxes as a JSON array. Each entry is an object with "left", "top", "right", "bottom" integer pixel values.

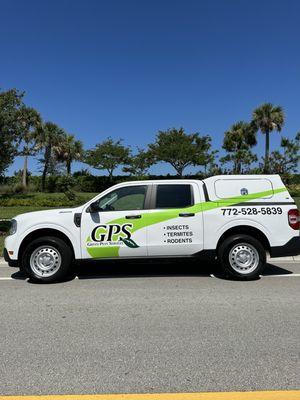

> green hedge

[
  {"left": 0, "top": 192, "right": 97, "bottom": 207},
  {"left": 1, "top": 173, "right": 299, "bottom": 193}
]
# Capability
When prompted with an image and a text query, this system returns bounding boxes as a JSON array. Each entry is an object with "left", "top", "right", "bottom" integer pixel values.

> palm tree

[
  {"left": 251, "top": 103, "right": 285, "bottom": 173},
  {"left": 55, "top": 134, "right": 83, "bottom": 175},
  {"left": 35, "top": 122, "right": 65, "bottom": 191},
  {"left": 17, "top": 106, "right": 41, "bottom": 188}
]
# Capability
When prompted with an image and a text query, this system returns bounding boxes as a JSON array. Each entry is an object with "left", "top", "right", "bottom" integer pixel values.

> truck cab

[{"left": 4, "top": 175, "right": 300, "bottom": 282}]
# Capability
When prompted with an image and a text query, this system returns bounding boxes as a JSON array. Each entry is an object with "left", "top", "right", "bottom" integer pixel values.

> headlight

[{"left": 9, "top": 219, "right": 17, "bottom": 235}]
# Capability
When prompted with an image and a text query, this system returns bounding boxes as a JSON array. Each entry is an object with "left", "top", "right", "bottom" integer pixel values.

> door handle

[
  {"left": 179, "top": 212, "right": 195, "bottom": 217},
  {"left": 125, "top": 215, "right": 142, "bottom": 219}
]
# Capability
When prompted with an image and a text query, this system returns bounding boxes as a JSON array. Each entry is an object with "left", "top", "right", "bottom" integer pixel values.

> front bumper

[
  {"left": 270, "top": 236, "right": 300, "bottom": 258},
  {"left": 3, "top": 248, "right": 18, "bottom": 267}
]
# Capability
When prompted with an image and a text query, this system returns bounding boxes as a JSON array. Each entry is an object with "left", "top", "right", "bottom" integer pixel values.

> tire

[
  {"left": 22, "top": 236, "right": 73, "bottom": 282},
  {"left": 218, "top": 234, "right": 266, "bottom": 280}
]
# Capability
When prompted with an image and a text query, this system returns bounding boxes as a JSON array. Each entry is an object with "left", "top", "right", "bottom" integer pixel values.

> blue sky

[{"left": 1, "top": 0, "right": 300, "bottom": 175}]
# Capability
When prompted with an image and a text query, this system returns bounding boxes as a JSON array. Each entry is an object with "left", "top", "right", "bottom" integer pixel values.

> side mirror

[{"left": 87, "top": 201, "right": 101, "bottom": 213}]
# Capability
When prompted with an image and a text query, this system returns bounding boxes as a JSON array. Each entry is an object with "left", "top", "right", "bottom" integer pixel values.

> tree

[
  {"left": 220, "top": 121, "right": 257, "bottom": 173},
  {"left": 55, "top": 134, "right": 83, "bottom": 175},
  {"left": 194, "top": 137, "right": 216, "bottom": 175},
  {"left": 148, "top": 128, "right": 213, "bottom": 177},
  {"left": 251, "top": 103, "right": 284, "bottom": 173},
  {"left": 0, "top": 89, "right": 24, "bottom": 177},
  {"left": 206, "top": 161, "right": 223, "bottom": 177},
  {"left": 123, "top": 148, "right": 154, "bottom": 177},
  {"left": 85, "top": 138, "right": 130, "bottom": 180},
  {"left": 268, "top": 132, "right": 300, "bottom": 174},
  {"left": 35, "top": 122, "right": 65, "bottom": 191},
  {"left": 17, "top": 106, "right": 41, "bottom": 188}
]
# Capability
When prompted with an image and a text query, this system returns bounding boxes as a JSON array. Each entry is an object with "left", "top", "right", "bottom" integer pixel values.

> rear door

[{"left": 147, "top": 182, "right": 204, "bottom": 256}]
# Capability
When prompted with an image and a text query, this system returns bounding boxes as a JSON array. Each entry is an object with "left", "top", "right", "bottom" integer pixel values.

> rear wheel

[
  {"left": 22, "top": 236, "right": 73, "bottom": 282},
  {"left": 218, "top": 234, "right": 266, "bottom": 280}
]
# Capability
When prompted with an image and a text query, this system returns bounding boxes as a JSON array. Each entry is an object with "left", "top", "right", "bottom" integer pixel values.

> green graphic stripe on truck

[{"left": 86, "top": 187, "right": 287, "bottom": 258}]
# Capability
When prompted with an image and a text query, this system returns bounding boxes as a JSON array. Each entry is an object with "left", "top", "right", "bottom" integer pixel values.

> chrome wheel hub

[
  {"left": 229, "top": 243, "right": 259, "bottom": 274},
  {"left": 30, "top": 246, "right": 61, "bottom": 277}
]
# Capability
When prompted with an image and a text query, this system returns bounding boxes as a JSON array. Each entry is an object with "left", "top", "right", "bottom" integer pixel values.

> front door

[{"left": 81, "top": 184, "right": 151, "bottom": 259}]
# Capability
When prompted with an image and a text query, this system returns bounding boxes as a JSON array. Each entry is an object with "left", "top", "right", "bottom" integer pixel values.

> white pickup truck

[{"left": 4, "top": 175, "right": 300, "bottom": 282}]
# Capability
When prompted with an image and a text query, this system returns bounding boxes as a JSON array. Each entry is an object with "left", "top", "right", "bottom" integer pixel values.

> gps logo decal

[{"left": 87, "top": 224, "right": 139, "bottom": 248}]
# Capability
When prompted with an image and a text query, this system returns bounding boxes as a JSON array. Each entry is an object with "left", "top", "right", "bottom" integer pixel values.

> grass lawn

[{"left": 0, "top": 195, "right": 299, "bottom": 258}]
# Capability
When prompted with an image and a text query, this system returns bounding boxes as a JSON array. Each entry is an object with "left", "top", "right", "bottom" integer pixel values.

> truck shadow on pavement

[
  {"left": 74, "top": 260, "right": 294, "bottom": 281},
  {"left": 263, "top": 263, "right": 294, "bottom": 275},
  {"left": 11, "top": 259, "right": 218, "bottom": 283},
  {"left": 10, "top": 260, "right": 294, "bottom": 283},
  {"left": 76, "top": 259, "right": 219, "bottom": 280}
]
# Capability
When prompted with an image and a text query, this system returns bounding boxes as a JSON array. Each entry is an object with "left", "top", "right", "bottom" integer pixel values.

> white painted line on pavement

[
  {"left": 268, "top": 261, "right": 300, "bottom": 264},
  {"left": 0, "top": 273, "right": 300, "bottom": 281},
  {"left": 210, "top": 273, "right": 300, "bottom": 279},
  {"left": 262, "top": 273, "right": 300, "bottom": 278},
  {"left": 0, "top": 276, "right": 85, "bottom": 281}
]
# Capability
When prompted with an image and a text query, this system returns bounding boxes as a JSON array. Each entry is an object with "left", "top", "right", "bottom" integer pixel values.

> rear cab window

[{"left": 154, "top": 184, "right": 194, "bottom": 208}]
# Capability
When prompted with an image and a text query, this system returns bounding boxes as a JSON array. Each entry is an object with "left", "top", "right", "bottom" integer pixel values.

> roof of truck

[
  {"left": 203, "top": 174, "right": 280, "bottom": 182},
  {"left": 117, "top": 175, "right": 281, "bottom": 186}
]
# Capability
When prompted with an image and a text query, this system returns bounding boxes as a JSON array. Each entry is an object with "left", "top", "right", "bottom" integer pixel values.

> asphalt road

[{"left": 0, "top": 259, "right": 299, "bottom": 395}]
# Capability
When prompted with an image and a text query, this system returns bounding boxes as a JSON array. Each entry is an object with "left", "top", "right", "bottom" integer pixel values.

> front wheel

[
  {"left": 22, "top": 236, "right": 73, "bottom": 282},
  {"left": 218, "top": 234, "right": 266, "bottom": 280}
]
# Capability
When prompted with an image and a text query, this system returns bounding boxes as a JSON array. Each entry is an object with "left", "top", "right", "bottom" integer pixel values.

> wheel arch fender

[
  {"left": 18, "top": 225, "right": 79, "bottom": 260},
  {"left": 215, "top": 220, "right": 271, "bottom": 252}
]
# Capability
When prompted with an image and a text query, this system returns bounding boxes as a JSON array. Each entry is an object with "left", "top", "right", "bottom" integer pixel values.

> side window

[
  {"left": 97, "top": 185, "right": 147, "bottom": 211},
  {"left": 155, "top": 184, "right": 193, "bottom": 208}
]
